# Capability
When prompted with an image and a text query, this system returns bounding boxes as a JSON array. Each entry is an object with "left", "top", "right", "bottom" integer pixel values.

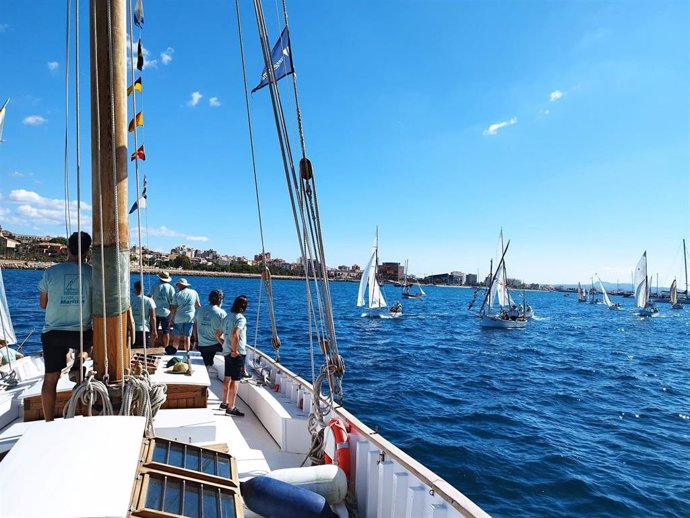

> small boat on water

[
  {"left": 576, "top": 282, "right": 588, "bottom": 302},
  {"left": 401, "top": 260, "right": 426, "bottom": 299},
  {"left": 477, "top": 234, "right": 527, "bottom": 329},
  {"left": 0, "top": 3, "right": 488, "bottom": 518},
  {"left": 596, "top": 274, "right": 621, "bottom": 310},
  {"left": 357, "top": 228, "right": 402, "bottom": 318},
  {"left": 634, "top": 251, "right": 659, "bottom": 317},
  {"left": 670, "top": 279, "right": 683, "bottom": 310}
]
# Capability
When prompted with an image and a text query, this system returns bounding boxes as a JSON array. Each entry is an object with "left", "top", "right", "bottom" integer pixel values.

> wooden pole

[{"left": 90, "top": 0, "right": 130, "bottom": 382}]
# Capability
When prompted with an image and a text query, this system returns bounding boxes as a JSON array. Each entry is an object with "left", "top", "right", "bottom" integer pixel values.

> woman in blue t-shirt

[{"left": 220, "top": 295, "right": 248, "bottom": 417}]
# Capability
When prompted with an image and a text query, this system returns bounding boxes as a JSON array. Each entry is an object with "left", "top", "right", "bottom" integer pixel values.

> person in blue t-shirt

[
  {"left": 168, "top": 278, "right": 201, "bottom": 353},
  {"left": 0, "top": 338, "right": 23, "bottom": 366},
  {"left": 193, "top": 289, "right": 227, "bottom": 368},
  {"left": 131, "top": 281, "right": 157, "bottom": 348},
  {"left": 38, "top": 231, "right": 93, "bottom": 421},
  {"left": 148, "top": 271, "right": 175, "bottom": 350},
  {"left": 220, "top": 295, "right": 248, "bottom": 417}
]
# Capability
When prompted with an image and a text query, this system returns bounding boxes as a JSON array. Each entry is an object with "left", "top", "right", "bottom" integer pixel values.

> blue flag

[
  {"left": 129, "top": 177, "right": 147, "bottom": 214},
  {"left": 252, "top": 27, "right": 294, "bottom": 93}
]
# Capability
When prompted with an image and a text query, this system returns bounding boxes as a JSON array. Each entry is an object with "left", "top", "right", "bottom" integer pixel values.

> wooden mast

[{"left": 90, "top": 0, "right": 130, "bottom": 382}]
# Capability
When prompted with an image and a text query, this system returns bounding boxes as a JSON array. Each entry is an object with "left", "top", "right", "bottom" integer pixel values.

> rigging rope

[
  {"left": 233, "top": 0, "right": 281, "bottom": 361},
  {"left": 74, "top": 0, "right": 85, "bottom": 382},
  {"left": 63, "top": 0, "right": 72, "bottom": 238}
]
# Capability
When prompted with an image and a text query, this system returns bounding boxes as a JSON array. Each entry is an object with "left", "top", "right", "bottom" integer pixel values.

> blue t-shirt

[
  {"left": 132, "top": 293, "right": 156, "bottom": 332},
  {"left": 149, "top": 282, "right": 175, "bottom": 317},
  {"left": 0, "top": 346, "right": 19, "bottom": 366},
  {"left": 172, "top": 288, "right": 200, "bottom": 324},
  {"left": 222, "top": 312, "right": 247, "bottom": 356},
  {"left": 38, "top": 262, "right": 93, "bottom": 332},
  {"left": 195, "top": 305, "right": 227, "bottom": 346}
]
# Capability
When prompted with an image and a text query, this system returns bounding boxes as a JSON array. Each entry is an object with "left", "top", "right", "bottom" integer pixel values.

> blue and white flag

[
  {"left": 129, "top": 176, "right": 147, "bottom": 214},
  {"left": 251, "top": 27, "right": 294, "bottom": 93},
  {"left": 134, "top": 0, "right": 144, "bottom": 28}
]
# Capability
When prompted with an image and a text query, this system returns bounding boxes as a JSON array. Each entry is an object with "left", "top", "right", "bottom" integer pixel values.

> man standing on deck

[
  {"left": 194, "top": 289, "right": 226, "bottom": 370},
  {"left": 38, "top": 231, "right": 93, "bottom": 422},
  {"left": 220, "top": 295, "right": 248, "bottom": 417},
  {"left": 168, "top": 278, "right": 201, "bottom": 353},
  {"left": 131, "top": 281, "right": 157, "bottom": 348},
  {"left": 149, "top": 271, "right": 175, "bottom": 350}
]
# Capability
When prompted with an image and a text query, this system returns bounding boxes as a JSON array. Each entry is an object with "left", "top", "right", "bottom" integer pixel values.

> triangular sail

[
  {"left": 357, "top": 233, "right": 387, "bottom": 309},
  {"left": 0, "top": 99, "right": 8, "bottom": 142},
  {"left": 416, "top": 281, "right": 426, "bottom": 296},
  {"left": 357, "top": 244, "right": 376, "bottom": 307},
  {"left": 596, "top": 275, "right": 613, "bottom": 307},
  {"left": 670, "top": 279, "right": 678, "bottom": 305},
  {"left": 634, "top": 252, "right": 648, "bottom": 308},
  {"left": 0, "top": 267, "right": 17, "bottom": 346}
]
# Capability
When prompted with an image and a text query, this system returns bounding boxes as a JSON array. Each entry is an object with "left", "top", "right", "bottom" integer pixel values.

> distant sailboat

[
  {"left": 0, "top": 99, "right": 9, "bottom": 143},
  {"left": 596, "top": 274, "right": 620, "bottom": 310},
  {"left": 401, "top": 260, "right": 426, "bottom": 299},
  {"left": 670, "top": 279, "right": 683, "bottom": 310},
  {"left": 357, "top": 229, "right": 402, "bottom": 318},
  {"left": 576, "top": 282, "right": 587, "bottom": 302},
  {"left": 478, "top": 237, "right": 527, "bottom": 329},
  {"left": 588, "top": 278, "right": 600, "bottom": 304},
  {"left": 634, "top": 251, "right": 659, "bottom": 317}
]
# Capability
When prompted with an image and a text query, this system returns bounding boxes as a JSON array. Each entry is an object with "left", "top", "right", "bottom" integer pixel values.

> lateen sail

[
  {"left": 0, "top": 267, "right": 17, "bottom": 346},
  {"left": 634, "top": 251, "right": 648, "bottom": 309},
  {"left": 670, "top": 279, "right": 678, "bottom": 305},
  {"left": 0, "top": 99, "right": 8, "bottom": 142},
  {"left": 357, "top": 244, "right": 376, "bottom": 307},
  {"left": 597, "top": 275, "right": 613, "bottom": 307},
  {"left": 357, "top": 234, "right": 387, "bottom": 309}
]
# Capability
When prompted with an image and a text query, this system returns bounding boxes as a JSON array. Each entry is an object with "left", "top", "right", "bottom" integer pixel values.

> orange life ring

[{"left": 323, "top": 418, "right": 351, "bottom": 479}]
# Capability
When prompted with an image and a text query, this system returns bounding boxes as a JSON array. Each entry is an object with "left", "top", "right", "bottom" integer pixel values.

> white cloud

[
  {"left": 187, "top": 91, "right": 203, "bottom": 107},
  {"left": 208, "top": 97, "right": 220, "bottom": 108},
  {"left": 23, "top": 115, "right": 47, "bottom": 126},
  {"left": 0, "top": 189, "right": 91, "bottom": 228},
  {"left": 160, "top": 47, "right": 174, "bottom": 65},
  {"left": 127, "top": 36, "right": 157, "bottom": 69},
  {"left": 187, "top": 236, "right": 209, "bottom": 242},
  {"left": 148, "top": 225, "right": 183, "bottom": 238},
  {"left": 549, "top": 90, "right": 564, "bottom": 102},
  {"left": 47, "top": 61, "right": 59, "bottom": 71},
  {"left": 482, "top": 117, "right": 517, "bottom": 136}
]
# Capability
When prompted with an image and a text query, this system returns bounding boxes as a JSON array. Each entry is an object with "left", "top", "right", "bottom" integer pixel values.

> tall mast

[{"left": 90, "top": 0, "right": 130, "bottom": 382}]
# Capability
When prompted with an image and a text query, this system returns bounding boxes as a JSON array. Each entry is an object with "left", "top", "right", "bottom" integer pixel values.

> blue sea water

[{"left": 4, "top": 268, "right": 689, "bottom": 517}]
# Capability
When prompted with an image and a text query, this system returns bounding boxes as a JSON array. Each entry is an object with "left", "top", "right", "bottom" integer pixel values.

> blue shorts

[
  {"left": 158, "top": 316, "right": 172, "bottom": 334},
  {"left": 224, "top": 354, "right": 246, "bottom": 381},
  {"left": 173, "top": 322, "right": 194, "bottom": 337}
]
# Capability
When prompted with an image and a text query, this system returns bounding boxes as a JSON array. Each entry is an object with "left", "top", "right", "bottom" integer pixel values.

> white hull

[
  {"left": 479, "top": 315, "right": 527, "bottom": 329},
  {"left": 0, "top": 347, "right": 487, "bottom": 518}
]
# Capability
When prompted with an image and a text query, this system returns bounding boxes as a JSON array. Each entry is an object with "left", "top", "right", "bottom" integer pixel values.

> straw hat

[
  {"left": 158, "top": 271, "right": 172, "bottom": 282},
  {"left": 176, "top": 278, "right": 190, "bottom": 287}
]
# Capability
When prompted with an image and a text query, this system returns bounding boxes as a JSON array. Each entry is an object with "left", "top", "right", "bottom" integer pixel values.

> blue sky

[{"left": 1, "top": 1, "right": 688, "bottom": 286}]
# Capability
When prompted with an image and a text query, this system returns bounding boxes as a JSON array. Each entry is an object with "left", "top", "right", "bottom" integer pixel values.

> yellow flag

[
  {"left": 128, "top": 112, "right": 143, "bottom": 132},
  {"left": 127, "top": 77, "right": 143, "bottom": 96}
]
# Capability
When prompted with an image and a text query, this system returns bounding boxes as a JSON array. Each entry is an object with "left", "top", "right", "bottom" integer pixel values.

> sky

[{"left": 0, "top": 0, "right": 688, "bottom": 286}]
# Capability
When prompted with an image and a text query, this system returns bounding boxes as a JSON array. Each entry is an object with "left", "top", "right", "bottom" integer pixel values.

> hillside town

[{"left": 0, "top": 226, "right": 552, "bottom": 289}]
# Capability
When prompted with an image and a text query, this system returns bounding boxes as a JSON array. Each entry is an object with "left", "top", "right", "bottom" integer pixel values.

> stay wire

[
  {"left": 75, "top": 0, "right": 84, "bottom": 380},
  {"left": 234, "top": 0, "right": 281, "bottom": 360},
  {"left": 63, "top": 0, "right": 72, "bottom": 238}
]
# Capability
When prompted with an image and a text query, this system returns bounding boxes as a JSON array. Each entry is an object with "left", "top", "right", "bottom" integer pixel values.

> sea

[{"left": 4, "top": 268, "right": 689, "bottom": 518}]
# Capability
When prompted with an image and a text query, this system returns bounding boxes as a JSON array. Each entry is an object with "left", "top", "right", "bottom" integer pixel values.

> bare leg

[
  {"left": 182, "top": 336, "right": 191, "bottom": 352},
  {"left": 41, "top": 372, "right": 60, "bottom": 422},
  {"left": 222, "top": 376, "right": 231, "bottom": 405},
  {"left": 228, "top": 380, "right": 239, "bottom": 410},
  {"left": 162, "top": 332, "right": 170, "bottom": 348},
  {"left": 172, "top": 333, "right": 180, "bottom": 351}
]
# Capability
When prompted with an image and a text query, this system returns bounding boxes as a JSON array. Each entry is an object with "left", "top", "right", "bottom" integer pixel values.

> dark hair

[
  {"left": 134, "top": 281, "right": 142, "bottom": 293},
  {"left": 230, "top": 295, "right": 248, "bottom": 314},
  {"left": 209, "top": 289, "right": 224, "bottom": 305},
  {"left": 68, "top": 231, "right": 92, "bottom": 256}
]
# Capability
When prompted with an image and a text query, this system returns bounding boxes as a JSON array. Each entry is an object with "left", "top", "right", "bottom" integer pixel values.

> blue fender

[{"left": 241, "top": 476, "right": 338, "bottom": 518}]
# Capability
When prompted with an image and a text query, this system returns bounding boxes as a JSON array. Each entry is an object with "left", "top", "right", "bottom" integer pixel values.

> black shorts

[
  {"left": 132, "top": 331, "right": 150, "bottom": 348},
  {"left": 198, "top": 344, "right": 221, "bottom": 366},
  {"left": 41, "top": 329, "right": 94, "bottom": 374},
  {"left": 158, "top": 316, "right": 172, "bottom": 334},
  {"left": 224, "top": 354, "right": 246, "bottom": 381}
]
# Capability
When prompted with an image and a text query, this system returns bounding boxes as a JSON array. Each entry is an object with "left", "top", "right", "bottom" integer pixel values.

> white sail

[
  {"left": 0, "top": 99, "right": 8, "bottom": 142},
  {"left": 357, "top": 244, "right": 376, "bottom": 307},
  {"left": 416, "top": 281, "right": 426, "bottom": 296},
  {"left": 357, "top": 233, "right": 387, "bottom": 310},
  {"left": 0, "top": 267, "right": 17, "bottom": 346},
  {"left": 597, "top": 275, "right": 613, "bottom": 307},
  {"left": 634, "top": 252, "right": 648, "bottom": 309},
  {"left": 670, "top": 279, "right": 678, "bottom": 305}
]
